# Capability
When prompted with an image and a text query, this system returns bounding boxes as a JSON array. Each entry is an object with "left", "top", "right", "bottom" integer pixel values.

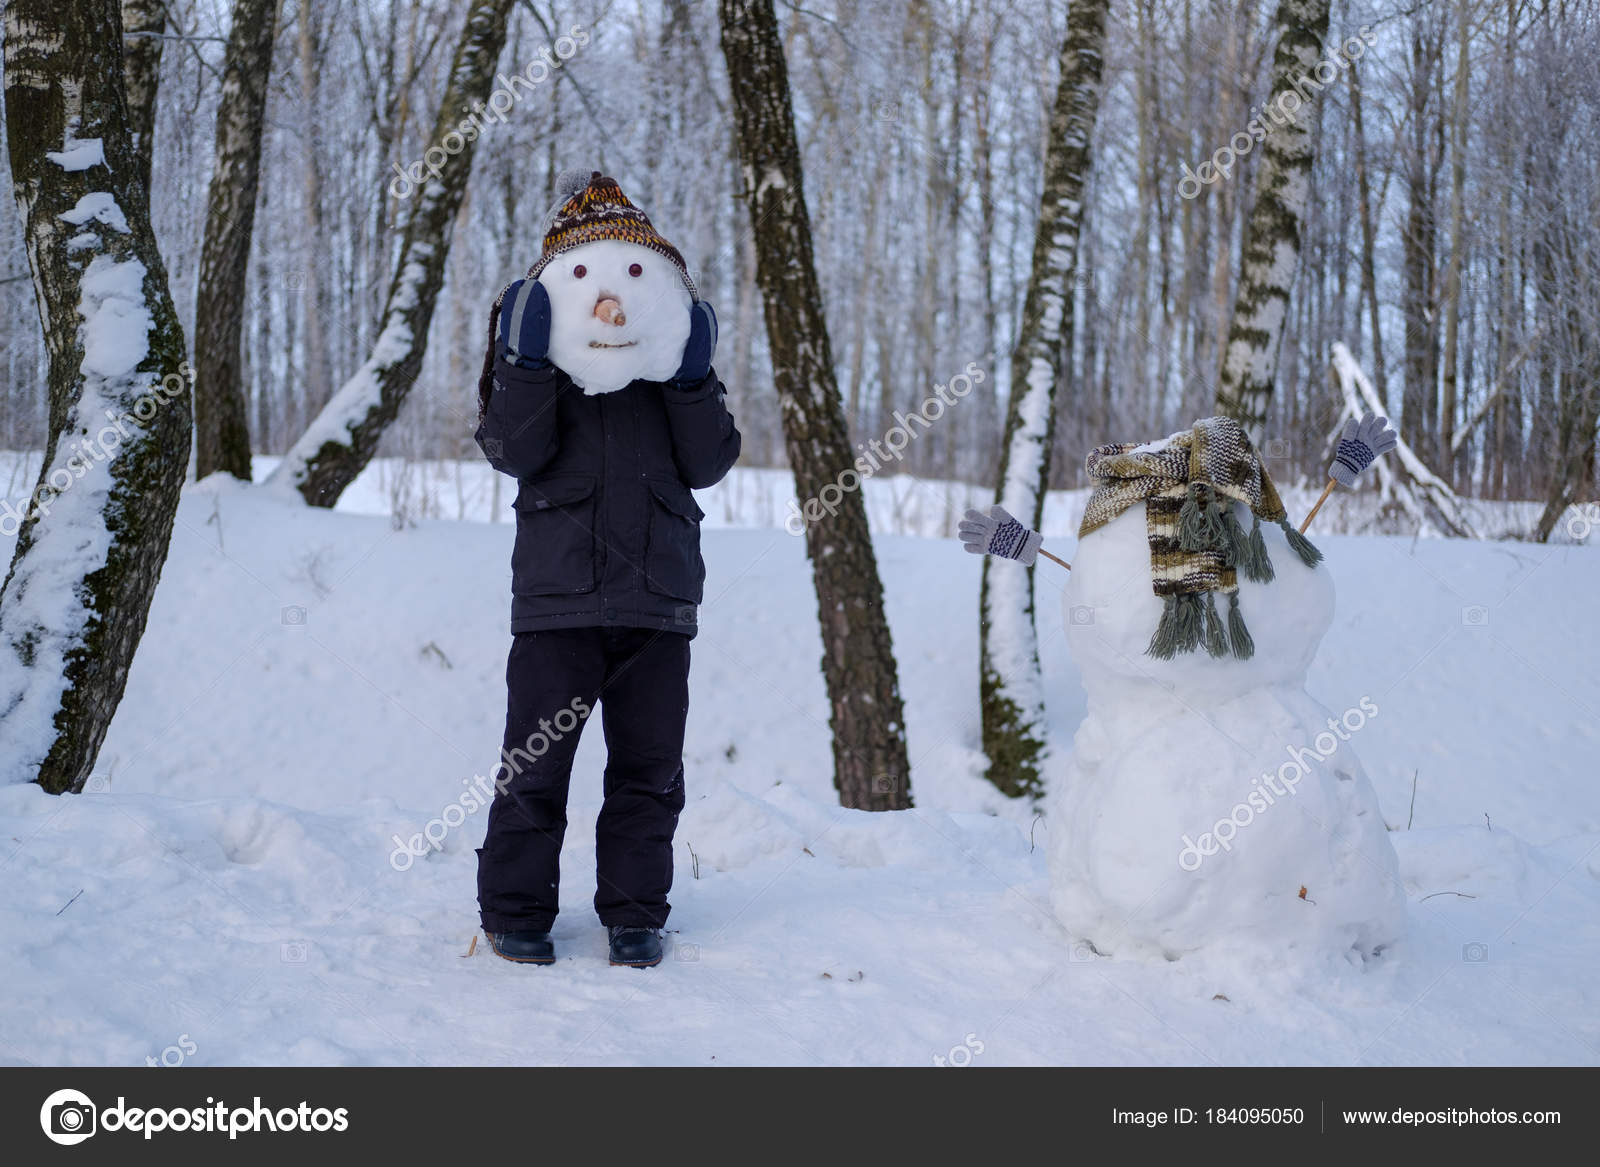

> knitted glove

[
  {"left": 1328, "top": 412, "right": 1398, "bottom": 488},
  {"left": 960, "top": 505, "right": 1044, "bottom": 566},
  {"left": 498, "top": 278, "right": 552, "bottom": 369},
  {"left": 673, "top": 301, "right": 718, "bottom": 384}
]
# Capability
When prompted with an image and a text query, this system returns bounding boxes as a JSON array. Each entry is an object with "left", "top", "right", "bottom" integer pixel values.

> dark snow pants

[{"left": 476, "top": 626, "right": 690, "bottom": 933}]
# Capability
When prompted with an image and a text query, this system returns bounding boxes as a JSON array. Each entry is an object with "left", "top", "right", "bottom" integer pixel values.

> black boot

[
  {"left": 487, "top": 930, "right": 555, "bottom": 965},
  {"left": 607, "top": 926, "right": 663, "bottom": 968}
]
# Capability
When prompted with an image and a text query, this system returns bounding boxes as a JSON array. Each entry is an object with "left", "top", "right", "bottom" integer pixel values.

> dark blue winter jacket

[{"left": 477, "top": 357, "right": 741, "bottom": 638}]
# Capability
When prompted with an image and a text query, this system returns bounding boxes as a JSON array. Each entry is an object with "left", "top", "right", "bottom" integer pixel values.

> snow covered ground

[{"left": 1, "top": 465, "right": 1598, "bottom": 1066}]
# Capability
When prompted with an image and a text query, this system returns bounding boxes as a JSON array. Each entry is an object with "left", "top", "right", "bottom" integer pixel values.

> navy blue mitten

[
  {"left": 498, "top": 278, "right": 552, "bottom": 369},
  {"left": 673, "top": 301, "right": 718, "bottom": 385}
]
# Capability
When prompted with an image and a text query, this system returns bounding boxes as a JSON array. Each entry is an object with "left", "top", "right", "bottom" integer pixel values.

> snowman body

[
  {"left": 537, "top": 238, "right": 692, "bottom": 395},
  {"left": 1049, "top": 505, "right": 1405, "bottom": 960}
]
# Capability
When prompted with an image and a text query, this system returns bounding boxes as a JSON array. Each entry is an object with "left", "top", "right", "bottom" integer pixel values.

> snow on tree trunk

[
  {"left": 979, "top": 0, "right": 1108, "bottom": 800},
  {"left": 719, "top": 0, "right": 913, "bottom": 811},
  {"left": 267, "top": 0, "right": 513, "bottom": 507},
  {"left": 120, "top": 0, "right": 166, "bottom": 196},
  {"left": 1214, "top": 0, "right": 1331, "bottom": 434},
  {"left": 1329, "top": 342, "right": 1477, "bottom": 538},
  {"left": 0, "top": 0, "right": 193, "bottom": 793},
  {"left": 192, "top": 0, "right": 280, "bottom": 481}
]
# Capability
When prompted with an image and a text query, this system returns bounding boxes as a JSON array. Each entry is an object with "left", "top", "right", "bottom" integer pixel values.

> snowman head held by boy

[{"left": 490, "top": 168, "right": 698, "bottom": 396}]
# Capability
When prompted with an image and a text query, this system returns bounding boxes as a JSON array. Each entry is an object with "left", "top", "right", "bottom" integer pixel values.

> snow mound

[{"left": 1, "top": 479, "right": 1596, "bottom": 1064}]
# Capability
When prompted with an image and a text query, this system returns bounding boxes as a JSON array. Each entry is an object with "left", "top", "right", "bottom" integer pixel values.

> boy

[{"left": 473, "top": 171, "right": 740, "bottom": 967}]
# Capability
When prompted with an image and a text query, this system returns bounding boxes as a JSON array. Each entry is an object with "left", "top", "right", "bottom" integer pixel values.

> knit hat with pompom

[{"left": 529, "top": 168, "right": 697, "bottom": 298}]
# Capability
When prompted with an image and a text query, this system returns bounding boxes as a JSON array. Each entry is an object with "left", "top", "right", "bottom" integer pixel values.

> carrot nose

[{"left": 594, "top": 297, "right": 625, "bottom": 326}]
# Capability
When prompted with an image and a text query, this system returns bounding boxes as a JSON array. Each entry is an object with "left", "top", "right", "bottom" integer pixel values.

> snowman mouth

[{"left": 587, "top": 340, "right": 637, "bottom": 349}]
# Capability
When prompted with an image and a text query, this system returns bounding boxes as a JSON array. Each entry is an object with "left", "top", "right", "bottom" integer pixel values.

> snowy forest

[
  {"left": 1, "top": 0, "right": 1598, "bottom": 1083},
  {"left": 3, "top": 0, "right": 1596, "bottom": 516}
]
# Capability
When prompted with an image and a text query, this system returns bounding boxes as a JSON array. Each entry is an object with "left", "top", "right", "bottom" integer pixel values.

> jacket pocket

[
  {"left": 512, "top": 474, "right": 598, "bottom": 595},
  {"left": 644, "top": 477, "right": 705, "bottom": 604}
]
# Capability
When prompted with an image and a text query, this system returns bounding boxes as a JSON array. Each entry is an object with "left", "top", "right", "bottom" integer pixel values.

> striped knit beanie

[
  {"left": 478, "top": 169, "right": 696, "bottom": 421},
  {"left": 530, "top": 169, "right": 697, "bottom": 298}
]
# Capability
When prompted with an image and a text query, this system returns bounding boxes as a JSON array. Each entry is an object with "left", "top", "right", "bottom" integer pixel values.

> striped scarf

[{"left": 1078, "top": 416, "right": 1322, "bottom": 660}]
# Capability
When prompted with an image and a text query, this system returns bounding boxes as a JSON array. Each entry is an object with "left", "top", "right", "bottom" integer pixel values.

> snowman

[{"left": 963, "top": 416, "right": 1406, "bottom": 960}]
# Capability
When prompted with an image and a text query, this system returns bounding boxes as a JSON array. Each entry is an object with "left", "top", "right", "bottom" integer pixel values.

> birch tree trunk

[
  {"left": 0, "top": 0, "right": 193, "bottom": 793},
  {"left": 719, "top": 0, "right": 913, "bottom": 811},
  {"left": 268, "top": 0, "right": 513, "bottom": 506},
  {"left": 1213, "top": 0, "right": 1330, "bottom": 433},
  {"left": 979, "top": 0, "right": 1108, "bottom": 799},
  {"left": 192, "top": 0, "right": 280, "bottom": 481},
  {"left": 120, "top": 0, "right": 166, "bottom": 196}
]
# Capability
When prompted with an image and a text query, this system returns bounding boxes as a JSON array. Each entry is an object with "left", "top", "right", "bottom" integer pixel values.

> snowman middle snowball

[{"left": 538, "top": 238, "right": 692, "bottom": 395}]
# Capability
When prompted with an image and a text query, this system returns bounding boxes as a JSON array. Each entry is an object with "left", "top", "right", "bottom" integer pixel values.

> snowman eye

[
  {"left": 573, "top": 264, "right": 587, "bottom": 279},
  {"left": 628, "top": 263, "right": 643, "bottom": 277}
]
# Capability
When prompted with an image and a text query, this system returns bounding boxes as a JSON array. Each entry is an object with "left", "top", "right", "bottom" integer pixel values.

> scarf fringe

[
  {"left": 1279, "top": 519, "right": 1324, "bottom": 568},
  {"left": 1227, "top": 591, "right": 1255, "bottom": 659},
  {"left": 1148, "top": 590, "right": 1259, "bottom": 662},
  {"left": 1179, "top": 483, "right": 1239, "bottom": 564},
  {"left": 1202, "top": 592, "right": 1228, "bottom": 657},
  {"left": 1149, "top": 593, "right": 1205, "bottom": 659},
  {"left": 1238, "top": 514, "right": 1274, "bottom": 582},
  {"left": 1177, "top": 483, "right": 1208, "bottom": 551}
]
